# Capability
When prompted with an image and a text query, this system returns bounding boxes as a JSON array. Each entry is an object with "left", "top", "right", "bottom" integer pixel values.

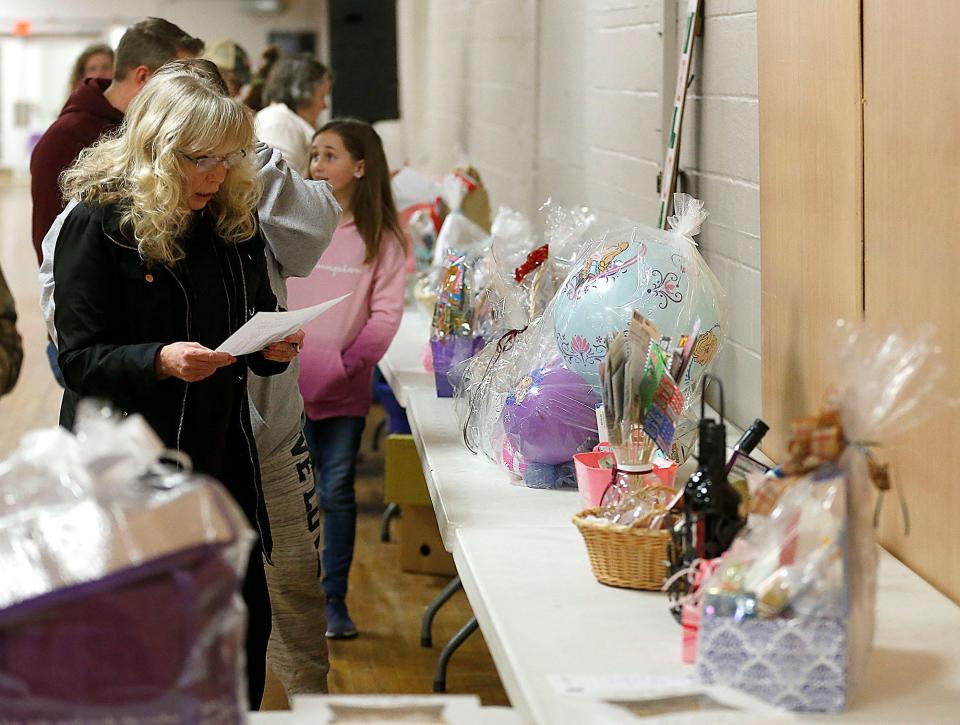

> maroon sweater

[{"left": 29, "top": 78, "right": 123, "bottom": 266}]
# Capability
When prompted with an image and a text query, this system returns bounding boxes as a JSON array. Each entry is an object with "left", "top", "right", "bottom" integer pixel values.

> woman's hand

[
  {"left": 262, "top": 329, "right": 304, "bottom": 363},
  {"left": 156, "top": 342, "right": 236, "bottom": 382}
]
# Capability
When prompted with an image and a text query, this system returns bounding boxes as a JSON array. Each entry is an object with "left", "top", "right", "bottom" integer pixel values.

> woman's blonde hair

[{"left": 61, "top": 72, "right": 261, "bottom": 266}]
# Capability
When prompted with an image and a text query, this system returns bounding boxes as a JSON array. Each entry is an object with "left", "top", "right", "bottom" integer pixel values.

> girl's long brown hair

[{"left": 316, "top": 119, "right": 406, "bottom": 263}]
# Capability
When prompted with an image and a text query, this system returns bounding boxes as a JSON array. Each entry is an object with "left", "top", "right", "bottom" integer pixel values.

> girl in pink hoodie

[{"left": 286, "top": 119, "right": 407, "bottom": 639}]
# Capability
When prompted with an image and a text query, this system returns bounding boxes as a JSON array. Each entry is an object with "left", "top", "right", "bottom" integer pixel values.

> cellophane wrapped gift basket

[
  {"left": 440, "top": 201, "right": 595, "bottom": 363},
  {"left": 696, "top": 321, "right": 948, "bottom": 712},
  {"left": 413, "top": 166, "right": 491, "bottom": 314},
  {"left": 550, "top": 194, "right": 727, "bottom": 463},
  {"left": 572, "top": 328, "right": 717, "bottom": 591},
  {"left": 430, "top": 248, "right": 487, "bottom": 397},
  {"left": 455, "top": 194, "right": 726, "bottom": 494},
  {"left": 0, "top": 402, "right": 255, "bottom": 723}
]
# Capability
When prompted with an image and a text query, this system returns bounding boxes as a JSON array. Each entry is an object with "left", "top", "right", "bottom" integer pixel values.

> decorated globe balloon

[
  {"left": 501, "top": 365, "right": 599, "bottom": 465},
  {"left": 552, "top": 204, "right": 725, "bottom": 395}
]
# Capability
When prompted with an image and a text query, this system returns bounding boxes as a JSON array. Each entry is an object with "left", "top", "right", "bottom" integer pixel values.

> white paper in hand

[{"left": 215, "top": 293, "right": 350, "bottom": 356}]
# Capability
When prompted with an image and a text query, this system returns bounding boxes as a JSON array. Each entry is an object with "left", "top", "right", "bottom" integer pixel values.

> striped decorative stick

[{"left": 657, "top": 0, "right": 703, "bottom": 229}]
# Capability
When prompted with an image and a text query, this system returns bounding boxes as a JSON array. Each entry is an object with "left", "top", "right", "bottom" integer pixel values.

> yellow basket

[{"left": 572, "top": 507, "right": 671, "bottom": 591}]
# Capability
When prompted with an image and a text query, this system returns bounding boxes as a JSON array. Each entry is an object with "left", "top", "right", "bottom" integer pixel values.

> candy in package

[
  {"left": 696, "top": 320, "right": 950, "bottom": 712},
  {"left": 0, "top": 401, "right": 255, "bottom": 722},
  {"left": 432, "top": 252, "right": 474, "bottom": 341},
  {"left": 430, "top": 249, "right": 488, "bottom": 397}
]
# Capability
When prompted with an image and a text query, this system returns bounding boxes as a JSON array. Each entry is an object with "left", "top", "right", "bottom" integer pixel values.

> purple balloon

[{"left": 501, "top": 366, "right": 599, "bottom": 465}]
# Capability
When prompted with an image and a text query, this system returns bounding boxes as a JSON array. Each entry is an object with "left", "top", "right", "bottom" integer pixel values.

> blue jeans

[
  {"left": 303, "top": 416, "right": 366, "bottom": 604},
  {"left": 46, "top": 341, "right": 65, "bottom": 388}
]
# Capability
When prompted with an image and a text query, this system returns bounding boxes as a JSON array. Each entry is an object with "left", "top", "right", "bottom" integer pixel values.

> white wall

[
  {"left": 679, "top": 0, "right": 761, "bottom": 426},
  {"left": 0, "top": 0, "right": 329, "bottom": 172},
  {"left": 398, "top": 0, "right": 761, "bottom": 427},
  {"left": 0, "top": 0, "right": 329, "bottom": 62},
  {"left": 398, "top": 0, "right": 538, "bottom": 215},
  {"left": 536, "top": 1, "right": 586, "bottom": 209}
]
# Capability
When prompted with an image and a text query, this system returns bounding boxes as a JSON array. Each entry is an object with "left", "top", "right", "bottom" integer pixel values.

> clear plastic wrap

[
  {"left": 413, "top": 167, "right": 492, "bottom": 313},
  {"left": 455, "top": 194, "right": 726, "bottom": 485},
  {"left": 430, "top": 174, "right": 488, "bottom": 269},
  {"left": 696, "top": 320, "right": 950, "bottom": 712},
  {"left": 405, "top": 206, "right": 439, "bottom": 273},
  {"left": 473, "top": 202, "right": 598, "bottom": 341},
  {"left": 391, "top": 165, "right": 441, "bottom": 211},
  {"left": 473, "top": 206, "right": 545, "bottom": 337},
  {"left": 539, "top": 197, "right": 597, "bottom": 284},
  {"left": 430, "top": 249, "right": 487, "bottom": 397},
  {"left": 454, "top": 309, "right": 600, "bottom": 488},
  {"left": 0, "top": 401, "right": 255, "bottom": 722}
]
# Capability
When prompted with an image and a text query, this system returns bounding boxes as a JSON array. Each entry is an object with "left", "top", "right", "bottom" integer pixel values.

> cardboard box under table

[{"left": 384, "top": 434, "right": 456, "bottom": 576}]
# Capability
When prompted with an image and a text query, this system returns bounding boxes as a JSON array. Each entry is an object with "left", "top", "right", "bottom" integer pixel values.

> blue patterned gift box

[{"left": 697, "top": 603, "right": 847, "bottom": 713}]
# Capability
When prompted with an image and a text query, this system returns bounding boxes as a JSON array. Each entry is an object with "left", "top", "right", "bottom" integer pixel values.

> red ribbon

[
  {"left": 430, "top": 197, "right": 444, "bottom": 233},
  {"left": 453, "top": 171, "right": 478, "bottom": 192},
  {"left": 513, "top": 244, "right": 550, "bottom": 283}
]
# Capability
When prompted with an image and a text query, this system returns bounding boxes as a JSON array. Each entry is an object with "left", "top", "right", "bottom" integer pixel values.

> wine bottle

[
  {"left": 681, "top": 379, "right": 745, "bottom": 563},
  {"left": 724, "top": 418, "right": 769, "bottom": 474}
]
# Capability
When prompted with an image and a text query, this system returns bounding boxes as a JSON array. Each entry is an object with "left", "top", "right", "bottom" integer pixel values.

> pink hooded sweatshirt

[{"left": 287, "top": 219, "right": 407, "bottom": 420}]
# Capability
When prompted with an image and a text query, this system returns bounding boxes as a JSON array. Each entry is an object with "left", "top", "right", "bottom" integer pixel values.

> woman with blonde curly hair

[{"left": 53, "top": 71, "right": 302, "bottom": 710}]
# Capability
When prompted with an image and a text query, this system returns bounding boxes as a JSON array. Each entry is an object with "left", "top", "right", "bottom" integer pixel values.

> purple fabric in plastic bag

[
  {"left": 0, "top": 544, "right": 246, "bottom": 723},
  {"left": 431, "top": 336, "right": 481, "bottom": 398}
]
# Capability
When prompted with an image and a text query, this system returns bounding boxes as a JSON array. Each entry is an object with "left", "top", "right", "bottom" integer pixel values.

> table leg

[
  {"left": 380, "top": 502, "right": 401, "bottom": 542},
  {"left": 433, "top": 616, "right": 479, "bottom": 693},
  {"left": 421, "top": 575, "right": 462, "bottom": 647}
]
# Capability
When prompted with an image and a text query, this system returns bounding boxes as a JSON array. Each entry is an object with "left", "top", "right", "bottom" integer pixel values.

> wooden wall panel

[
  {"left": 758, "top": 0, "right": 865, "bottom": 459},
  {"left": 863, "top": 0, "right": 960, "bottom": 604}
]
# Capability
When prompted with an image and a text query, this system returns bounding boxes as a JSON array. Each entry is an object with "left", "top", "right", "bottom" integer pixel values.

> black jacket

[{"left": 53, "top": 202, "right": 287, "bottom": 559}]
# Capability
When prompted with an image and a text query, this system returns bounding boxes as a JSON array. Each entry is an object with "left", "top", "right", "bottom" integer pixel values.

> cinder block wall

[
  {"left": 582, "top": 0, "right": 663, "bottom": 224},
  {"left": 681, "top": 0, "right": 761, "bottom": 425},
  {"left": 397, "top": 0, "right": 538, "bottom": 214},
  {"left": 399, "top": 0, "right": 761, "bottom": 427}
]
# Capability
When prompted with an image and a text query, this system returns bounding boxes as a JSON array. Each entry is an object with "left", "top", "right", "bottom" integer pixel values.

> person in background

[
  {"left": 31, "top": 17, "right": 202, "bottom": 386},
  {"left": 41, "top": 57, "right": 341, "bottom": 697},
  {"left": 288, "top": 119, "right": 407, "bottom": 639},
  {"left": 168, "top": 58, "right": 344, "bottom": 695},
  {"left": 32, "top": 18, "right": 203, "bottom": 263},
  {"left": 243, "top": 44, "right": 279, "bottom": 112},
  {"left": 66, "top": 43, "right": 114, "bottom": 95},
  {"left": 203, "top": 39, "right": 251, "bottom": 98},
  {"left": 246, "top": 134, "right": 342, "bottom": 695},
  {"left": 0, "top": 265, "right": 23, "bottom": 397},
  {"left": 53, "top": 73, "right": 301, "bottom": 708},
  {"left": 254, "top": 54, "right": 332, "bottom": 177}
]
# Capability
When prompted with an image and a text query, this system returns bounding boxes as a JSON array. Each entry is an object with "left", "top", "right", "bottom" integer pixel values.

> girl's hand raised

[
  {"left": 156, "top": 342, "right": 236, "bottom": 382},
  {"left": 262, "top": 329, "right": 304, "bottom": 363}
]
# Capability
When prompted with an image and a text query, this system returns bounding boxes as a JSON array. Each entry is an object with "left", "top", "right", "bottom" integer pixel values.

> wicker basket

[{"left": 572, "top": 507, "right": 671, "bottom": 591}]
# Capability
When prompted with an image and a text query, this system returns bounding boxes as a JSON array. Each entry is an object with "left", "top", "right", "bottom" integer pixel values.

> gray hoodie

[{"left": 39, "top": 142, "right": 341, "bottom": 459}]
